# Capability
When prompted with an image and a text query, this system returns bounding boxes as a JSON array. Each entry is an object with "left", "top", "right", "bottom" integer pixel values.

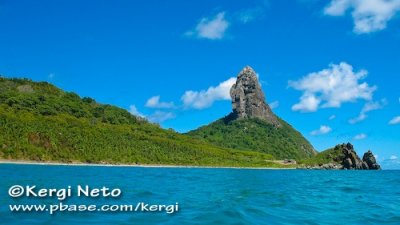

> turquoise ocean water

[{"left": 1, "top": 164, "right": 399, "bottom": 225}]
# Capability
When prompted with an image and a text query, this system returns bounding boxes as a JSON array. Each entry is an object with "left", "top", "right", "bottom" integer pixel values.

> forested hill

[
  {"left": 0, "top": 77, "right": 286, "bottom": 167},
  {"left": 187, "top": 116, "right": 316, "bottom": 160},
  {"left": 186, "top": 66, "right": 316, "bottom": 160}
]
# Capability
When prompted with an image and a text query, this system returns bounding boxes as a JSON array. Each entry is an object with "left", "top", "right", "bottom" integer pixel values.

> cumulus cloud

[
  {"left": 291, "top": 94, "right": 321, "bottom": 112},
  {"left": 269, "top": 101, "right": 279, "bottom": 109},
  {"left": 129, "top": 105, "right": 174, "bottom": 123},
  {"left": 329, "top": 115, "right": 336, "bottom": 120},
  {"left": 349, "top": 99, "right": 387, "bottom": 124},
  {"left": 186, "top": 12, "right": 229, "bottom": 40},
  {"left": 145, "top": 96, "right": 174, "bottom": 109},
  {"left": 147, "top": 111, "right": 175, "bottom": 123},
  {"left": 289, "top": 62, "right": 376, "bottom": 112},
  {"left": 311, "top": 125, "right": 332, "bottom": 135},
  {"left": 324, "top": 0, "right": 400, "bottom": 34},
  {"left": 348, "top": 113, "right": 366, "bottom": 124},
  {"left": 181, "top": 77, "right": 236, "bottom": 109},
  {"left": 389, "top": 116, "right": 400, "bottom": 125},
  {"left": 353, "top": 133, "right": 367, "bottom": 140},
  {"left": 129, "top": 105, "right": 145, "bottom": 118}
]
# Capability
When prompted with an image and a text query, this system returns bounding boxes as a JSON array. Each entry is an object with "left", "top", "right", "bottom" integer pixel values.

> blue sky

[{"left": 0, "top": 0, "right": 399, "bottom": 168}]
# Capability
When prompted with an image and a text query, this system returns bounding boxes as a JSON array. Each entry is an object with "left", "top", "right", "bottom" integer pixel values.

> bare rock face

[
  {"left": 341, "top": 143, "right": 363, "bottom": 169},
  {"left": 303, "top": 143, "right": 381, "bottom": 170},
  {"left": 230, "top": 66, "right": 280, "bottom": 126},
  {"left": 362, "top": 150, "right": 381, "bottom": 170},
  {"left": 340, "top": 143, "right": 381, "bottom": 170}
]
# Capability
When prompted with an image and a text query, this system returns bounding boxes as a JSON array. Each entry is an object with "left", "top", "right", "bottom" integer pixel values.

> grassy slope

[
  {"left": 0, "top": 77, "right": 286, "bottom": 168},
  {"left": 186, "top": 115, "right": 316, "bottom": 160},
  {"left": 298, "top": 145, "right": 344, "bottom": 166}
]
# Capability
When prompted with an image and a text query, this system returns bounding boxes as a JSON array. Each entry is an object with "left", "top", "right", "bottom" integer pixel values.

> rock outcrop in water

[
  {"left": 362, "top": 150, "right": 381, "bottom": 170},
  {"left": 230, "top": 66, "right": 280, "bottom": 127},
  {"left": 340, "top": 143, "right": 380, "bottom": 170},
  {"left": 302, "top": 143, "right": 381, "bottom": 170},
  {"left": 341, "top": 143, "right": 364, "bottom": 169}
]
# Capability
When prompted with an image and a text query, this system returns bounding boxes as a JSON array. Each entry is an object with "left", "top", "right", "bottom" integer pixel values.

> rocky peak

[
  {"left": 340, "top": 143, "right": 380, "bottom": 170},
  {"left": 362, "top": 150, "right": 381, "bottom": 170},
  {"left": 341, "top": 143, "right": 363, "bottom": 169},
  {"left": 230, "top": 66, "right": 280, "bottom": 126}
]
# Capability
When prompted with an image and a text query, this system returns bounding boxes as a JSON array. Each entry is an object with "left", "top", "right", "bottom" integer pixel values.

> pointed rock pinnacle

[{"left": 230, "top": 66, "right": 280, "bottom": 126}]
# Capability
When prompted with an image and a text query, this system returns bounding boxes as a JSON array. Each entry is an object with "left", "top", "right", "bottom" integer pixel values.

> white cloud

[
  {"left": 362, "top": 99, "right": 387, "bottom": 112},
  {"left": 129, "top": 105, "right": 145, "bottom": 118},
  {"left": 186, "top": 12, "right": 229, "bottom": 40},
  {"left": 291, "top": 94, "right": 321, "bottom": 112},
  {"left": 324, "top": 0, "right": 352, "bottom": 16},
  {"left": 147, "top": 111, "right": 175, "bottom": 123},
  {"left": 311, "top": 125, "right": 332, "bottom": 135},
  {"left": 289, "top": 62, "right": 376, "bottom": 112},
  {"left": 324, "top": 0, "right": 400, "bottom": 34},
  {"left": 329, "top": 115, "right": 336, "bottom": 120},
  {"left": 348, "top": 113, "right": 367, "bottom": 124},
  {"left": 349, "top": 99, "right": 387, "bottom": 124},
  {"left": 129, "top": 105, "right": 175, "bottom": 123},
  {"left": 237, "top": 7, "right": 265, "bottom": 24},
  {"left": 389, "top": 116, "right": 400, "bottom": 125},
  {"left": 381, "top": 156, "right": 400, "bottom": 169},
  {"left": 353, "top": 133, "right": 367, "bottom": 140},
  {"left": 145, "top": 96, "right": 174, "bottom": 109},
  {"left": 48, "top": 73, "right": 55, "bottom": 79},
  {"left": 181, "top": 77, "right": 236, "bottom": 109},
  {"left": 269, "top": 101, "right": 279, "bottom": 109}
]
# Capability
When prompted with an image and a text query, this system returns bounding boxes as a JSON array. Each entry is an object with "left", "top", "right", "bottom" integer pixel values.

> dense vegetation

[
  {"left": 0, "top": 77, "right": 288, "bottom": 167},
  {"left": 298, "top": 145, "right": 344, "bottom": 166},
  {"left": 186, "top": 115, "right": 316, "bottom": 160}
]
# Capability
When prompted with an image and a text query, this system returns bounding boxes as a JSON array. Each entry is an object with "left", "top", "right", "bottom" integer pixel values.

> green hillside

[
  {"left": 186, "top": 114, "right": 316, "bottom": 160},
  {"left": 0, "top": 77, "right": 287, "bottom": 168},
  {"left": 298, "top": 145, "right": 344, "bottom": 166}
]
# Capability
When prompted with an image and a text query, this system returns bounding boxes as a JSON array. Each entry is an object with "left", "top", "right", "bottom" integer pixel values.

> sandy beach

[{"left": 0, "top": 159, "right": 295, "bottom": 170}]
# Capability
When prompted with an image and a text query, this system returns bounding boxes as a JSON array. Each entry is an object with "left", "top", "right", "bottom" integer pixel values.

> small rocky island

[{"left": 300, "top": 143, "right": 381, "bottom": 170}]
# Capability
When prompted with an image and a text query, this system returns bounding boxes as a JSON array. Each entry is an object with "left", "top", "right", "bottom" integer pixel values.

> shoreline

[{"left": 0, "top": 159, "right": 296, "bottom": 170}]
